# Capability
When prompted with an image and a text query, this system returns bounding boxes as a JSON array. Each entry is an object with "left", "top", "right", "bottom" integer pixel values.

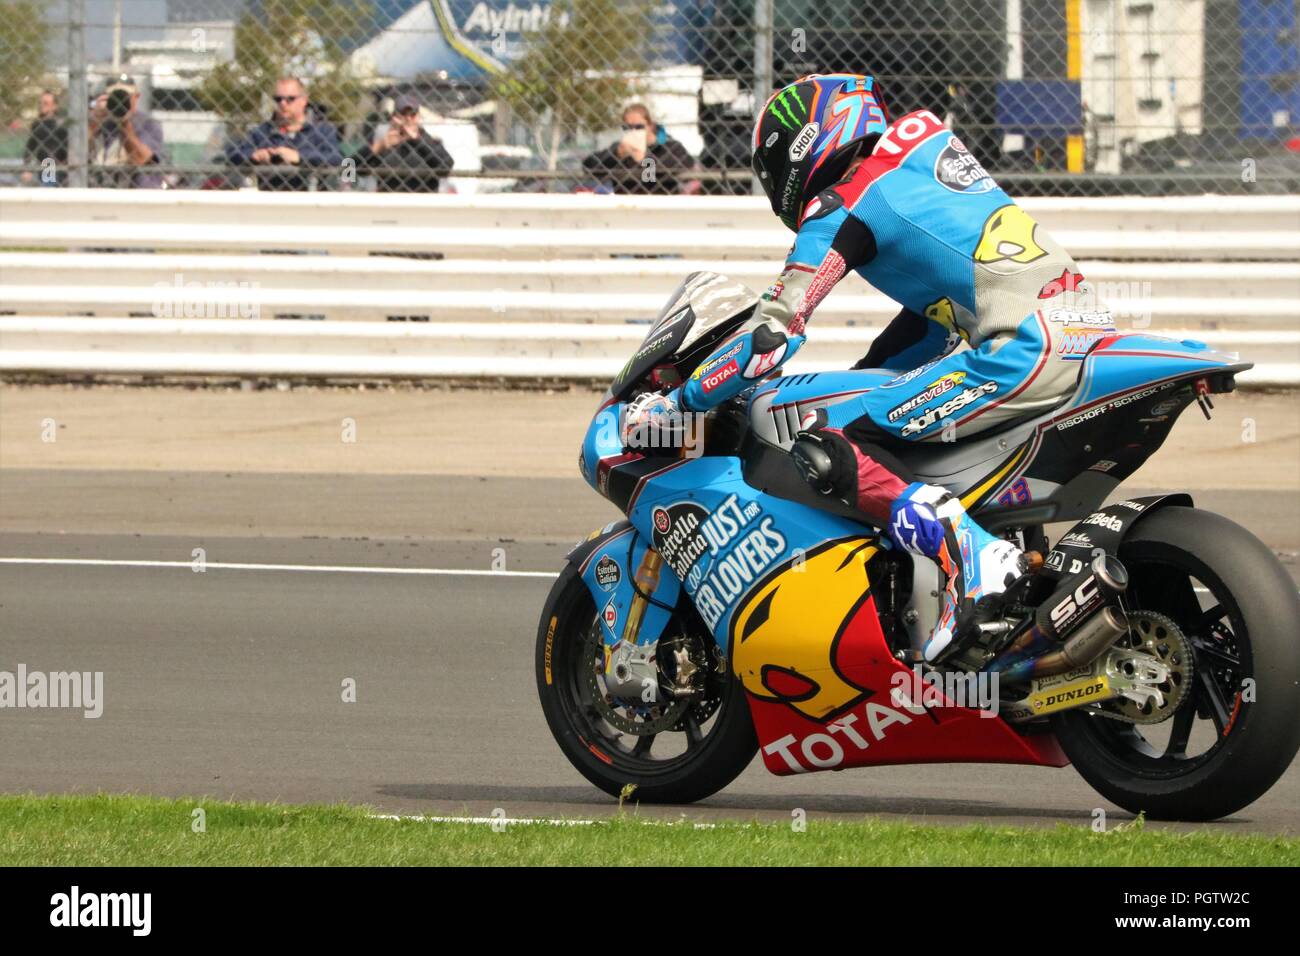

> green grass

[{"left": 1, "top": 794, "right": 1296, "bottom": 866}]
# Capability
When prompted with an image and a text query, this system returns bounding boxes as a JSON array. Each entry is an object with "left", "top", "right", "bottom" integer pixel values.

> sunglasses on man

[
  {"left": 272, "top": 95, "right": 301, "bottom": 103},
  {"left": 621, "top": 122, "right": 647, "bottom": 131}
]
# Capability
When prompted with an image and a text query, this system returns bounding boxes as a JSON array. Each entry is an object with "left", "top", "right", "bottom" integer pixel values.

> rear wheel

[
  {"left": 1052, "top": 507, "right": 1300, "bottom": 820},
  {"left": 535, "top": 566, "right": 758, "bottom": 803}
]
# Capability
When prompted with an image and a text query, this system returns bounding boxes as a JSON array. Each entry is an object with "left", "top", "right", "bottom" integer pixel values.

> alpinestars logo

[
  {"left": 886, "top": 372, "right": 966, "bottom": 422},
  {"left": 899, "top": 381, "right": 998, "bottom": 436}
]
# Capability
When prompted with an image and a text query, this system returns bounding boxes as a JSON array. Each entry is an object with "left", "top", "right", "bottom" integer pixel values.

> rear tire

[
  {"left": 535, "top": 565, "right": 758, "bottom": 804},
  {"left": 1052, "top": 507, "right": 1300, "bottom": 820}
]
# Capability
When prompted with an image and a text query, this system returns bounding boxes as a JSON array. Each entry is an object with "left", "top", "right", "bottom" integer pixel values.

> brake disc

[
  {"left": 659, "top": 634, "right": 724, "bottom": 732},
  {"left": 1102, "top": 610, "right": 1194, "bottom": 724},
  {"left": 582, "top": 621, "right": 693, "bottom": 736}
]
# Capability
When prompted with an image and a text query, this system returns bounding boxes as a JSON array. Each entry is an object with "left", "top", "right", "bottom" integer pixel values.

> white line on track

[
  {"left": 0, "top": 557, "right": 559, "bottom": 578},
  {"left": 370, "top": 813, "right": 718, "bottom": 829}
]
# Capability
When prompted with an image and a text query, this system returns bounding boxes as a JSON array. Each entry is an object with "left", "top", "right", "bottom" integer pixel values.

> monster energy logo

[{"left": 767, "top": 88, "right": 804, "bottom": 131}]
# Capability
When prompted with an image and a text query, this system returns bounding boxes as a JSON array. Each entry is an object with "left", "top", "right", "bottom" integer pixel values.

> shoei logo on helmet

[
  {"left": 788, "top": 122, "right": 819, "bottom": 161},
  {"left": 765, "top": 130, "right": 779, "bottom": 148}
]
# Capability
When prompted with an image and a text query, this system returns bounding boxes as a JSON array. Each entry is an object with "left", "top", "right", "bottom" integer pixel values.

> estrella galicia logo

[
  {"left": 934, "top": 136, "right": 994, "bottom": 194},
  {"left": 650, "top": 501, "right": 710, "bottom": 581},
  {"left": 594, "top": 554, "right": 621, "bottom": 591}
]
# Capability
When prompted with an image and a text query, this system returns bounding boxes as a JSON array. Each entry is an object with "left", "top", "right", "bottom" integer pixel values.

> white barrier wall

[{"left": 1, "top": 190, "right": 1297, "bottom": 384}]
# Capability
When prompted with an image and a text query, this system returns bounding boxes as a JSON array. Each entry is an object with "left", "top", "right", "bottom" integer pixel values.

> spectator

[
  {"left": 88, "top": 75, "right": 167, "bottom": 188},
  {"left": 582, "top": 103, "right": 696, "bottom": 195},
  {"left": 224, "top": 77, "right": 342, "bottom": 191},
  {"left": 22, "top": 90, "right": 68, "bottom": 186},
  {"left": 352, "top": 94, "right": 454, "bottom": 193}
]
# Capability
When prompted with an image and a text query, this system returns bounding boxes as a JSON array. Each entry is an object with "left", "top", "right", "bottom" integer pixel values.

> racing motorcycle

[{"left": 536, "top": 272, "right": 1300, "bottom": 821}]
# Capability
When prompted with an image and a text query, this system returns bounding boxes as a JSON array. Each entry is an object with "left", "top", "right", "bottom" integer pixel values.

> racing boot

[{"left": 887, "top": 482, "right": 1026, "bottom": 662}]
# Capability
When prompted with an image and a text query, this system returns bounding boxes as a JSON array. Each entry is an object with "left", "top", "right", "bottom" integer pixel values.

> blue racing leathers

[{"left": 677, "top": 108, "right": 1113, "bottom": 526}]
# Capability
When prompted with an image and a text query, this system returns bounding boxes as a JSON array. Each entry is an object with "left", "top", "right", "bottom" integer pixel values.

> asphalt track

[{"left": 2, "top": 466, "right": 1298, "bottom": 835}]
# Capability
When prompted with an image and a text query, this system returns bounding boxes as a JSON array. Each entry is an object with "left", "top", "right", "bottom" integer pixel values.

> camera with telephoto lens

[{"left": 106, "top": 88, "right": 132, "bottom": 119}]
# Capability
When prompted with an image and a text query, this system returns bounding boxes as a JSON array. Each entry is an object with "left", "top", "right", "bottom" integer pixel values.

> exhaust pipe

[
  {"left": 1027, "top": 605, "right": 1129, "bottom": 677},
  {"left": 988, "top": 554, "right": 1131, "bottom": 680}
]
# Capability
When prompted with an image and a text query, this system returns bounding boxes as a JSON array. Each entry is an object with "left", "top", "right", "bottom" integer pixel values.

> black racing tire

[
  {"left": 1052, "top": 506, "right": 1300, "bottom": 821},
  {"left": 535, "top": 564, "right": 758, "bottom": 804}
]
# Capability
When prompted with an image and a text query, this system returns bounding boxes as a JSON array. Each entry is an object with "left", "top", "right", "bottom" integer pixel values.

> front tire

[
  {"left": 1052, "top": 507, "right": 1300, "bottom": 820},
  {"left": 535, "top": 565, "right": 758, "bottom": 804}
]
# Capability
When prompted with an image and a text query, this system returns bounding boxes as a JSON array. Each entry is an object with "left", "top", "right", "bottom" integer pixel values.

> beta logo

[{"left": 1083, "top": 512, "right": 1124, "bottom": 533}]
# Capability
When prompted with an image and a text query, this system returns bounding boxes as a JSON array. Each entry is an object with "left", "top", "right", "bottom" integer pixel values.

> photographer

[
  {"left": 88, "top": 76, "right": 166, "bottom": 189},
  {"left": 582, "top": 103, "right": 696, "bottom": 195},
  {"left": 224, "top": 77, "right": 342, "bottom": 192},
  {"left": 352, "top": 94, "right": 454, "bottom": 193}
]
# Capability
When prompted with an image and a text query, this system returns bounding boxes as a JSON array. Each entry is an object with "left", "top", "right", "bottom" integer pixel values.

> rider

[{"left": 629, "top": 73, "right": 1114, "bottom": 662}]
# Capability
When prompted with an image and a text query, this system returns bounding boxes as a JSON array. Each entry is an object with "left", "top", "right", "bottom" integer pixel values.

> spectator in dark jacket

[
  {"left": 352, "top": 94, "right": 454, "bottom": 193},
  {"left": 22, "top": 90, "right": 68, "bottom": 186},
  {"left": 224, "top": 76, "right": 342, "bottom": 191},
  {"left": 582, "top": 103, "right": 696, "bottom": 195}
]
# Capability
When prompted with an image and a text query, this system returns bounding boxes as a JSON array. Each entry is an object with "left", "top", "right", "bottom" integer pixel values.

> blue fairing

[
  {"left": 573, "top": 522, "right": 681, "bottom": 654},
  {"left": 579, "top": 400, "right": 624, "bottom": 495},
  {"left": 1069, "top": 334, "right": 1246, "bottom": 408},
  {"left": 626, "top": 456, "right": 869, "bottom": 650}
]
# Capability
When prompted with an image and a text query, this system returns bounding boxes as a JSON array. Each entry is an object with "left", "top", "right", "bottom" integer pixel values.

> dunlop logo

[{"left": 1028, "top": 677, "right": 1112, "bottom": 715}]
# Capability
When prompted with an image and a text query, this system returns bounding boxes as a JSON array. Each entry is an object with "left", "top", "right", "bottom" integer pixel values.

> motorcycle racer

[{"left": 626, "top": 73, "right": 1115, "bottom": 662}]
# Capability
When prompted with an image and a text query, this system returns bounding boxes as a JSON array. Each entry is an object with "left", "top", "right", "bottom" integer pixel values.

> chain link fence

[{"left": 2, "top": 0, "right": 1296, "bottom": 195}]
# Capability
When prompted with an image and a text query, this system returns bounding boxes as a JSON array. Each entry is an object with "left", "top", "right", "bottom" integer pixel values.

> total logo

[
  {"left": 899, "top": 381, "right": 998, "bottom": 437},
  {"left": 762, "top": 704, "right": 914, "bottom": 773},
  {"left": 701, "top": 361, "right": 739, "bottom": 393}
]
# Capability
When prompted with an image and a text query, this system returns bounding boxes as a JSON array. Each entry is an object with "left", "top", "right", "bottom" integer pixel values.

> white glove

[{"left": 622, "top": 390, "right": 685, "bottom": 449}]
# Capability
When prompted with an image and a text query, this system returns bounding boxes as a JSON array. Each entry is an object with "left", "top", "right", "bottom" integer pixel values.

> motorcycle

[{"left": 536, "top": 272, "right": 1300, "bottom": 821}]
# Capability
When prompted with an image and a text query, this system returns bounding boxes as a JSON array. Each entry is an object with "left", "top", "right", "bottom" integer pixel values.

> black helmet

[{"left": 751, "top": 74, "right": 891, "bottom": 230}]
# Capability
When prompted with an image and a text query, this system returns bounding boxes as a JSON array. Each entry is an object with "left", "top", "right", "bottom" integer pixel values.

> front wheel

[
  {"left": 535, "top": 566, "right": 758, "bottom": 804},
  {"left": 1052, "top": 506, "right": 1300, "bottom": 820}
]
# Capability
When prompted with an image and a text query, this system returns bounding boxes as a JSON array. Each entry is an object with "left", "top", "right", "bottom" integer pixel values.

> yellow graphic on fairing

[
  {"left": 729, "top": 538, "right": 880, "bottom": 721},
  {"left": 973, "top": 204, "right": 1047, "bottom": 264}
]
